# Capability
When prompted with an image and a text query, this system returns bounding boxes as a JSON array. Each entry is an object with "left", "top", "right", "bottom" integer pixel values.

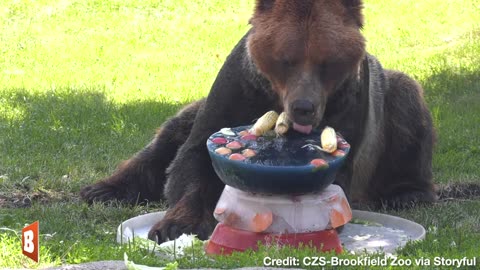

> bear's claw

[
  {"left": 80, "top": 182, "right": 132, "bottom": 204},
  {"left": 148, "top": 209, "right": 216, "bottom": 244},
  {"left": 380, "top": 190, "right": 437, "bottom": 209}
]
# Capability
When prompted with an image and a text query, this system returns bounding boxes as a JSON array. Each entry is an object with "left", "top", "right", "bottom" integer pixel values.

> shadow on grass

[
  {"left": 1, "top": 44, "right": 479, "bottom": 197},
  {"left": 421, "top": 54, "right": 480, "bottom": 184},
  {"left": 0, "top": 88, "right": 189, "bottom": 192}
]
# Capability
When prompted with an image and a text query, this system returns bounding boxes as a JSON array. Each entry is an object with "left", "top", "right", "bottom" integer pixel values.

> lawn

[{"left": 0, "top": 0, "right": 479, "bottom": 269}]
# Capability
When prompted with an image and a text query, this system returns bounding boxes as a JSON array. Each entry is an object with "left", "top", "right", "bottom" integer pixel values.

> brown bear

[{"left": 80, "top": 0, "right": 437, "bottom": 243}]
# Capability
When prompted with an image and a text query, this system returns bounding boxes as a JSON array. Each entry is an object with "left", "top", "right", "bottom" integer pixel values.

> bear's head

[{"left": 247, "top": 0, "right": 365, "bottom": 133}]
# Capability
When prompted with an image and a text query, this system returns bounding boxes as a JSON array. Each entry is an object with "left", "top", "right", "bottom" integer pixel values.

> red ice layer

[{"left": 205, "top": 223, "right": 342, "bottom": 255}]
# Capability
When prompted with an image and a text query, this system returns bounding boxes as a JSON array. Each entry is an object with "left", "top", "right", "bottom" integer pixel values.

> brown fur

[
  {"left": 80, "top": 0, "right": 436, "bottom": 243},
  {"left": 248, "top": 0, "right": 365, "bottom": 127}
]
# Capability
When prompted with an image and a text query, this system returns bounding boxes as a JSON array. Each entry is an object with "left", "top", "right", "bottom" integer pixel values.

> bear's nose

[{"left": 291, "top": 99, "right": 315, "bottom": 125}]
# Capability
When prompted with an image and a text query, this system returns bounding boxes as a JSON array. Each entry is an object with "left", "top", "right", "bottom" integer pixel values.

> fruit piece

[
  {"left": 320, "top": 126, "right": 337, "bottom": 153},
  {"left": 241, "top": 134, "right": 257, "bottom": 141},
  {"left": 249, "top": 111, "right": 279, "bottom": 136},
  {"left": 214, "top": 207, "right": 226, "bottom": 215},
  {"left": 274, "top": 112, "right": 290, "bottom": 135},
  {"left": 329, "top": 209, "right": 347, "bottom": 228},
  {"left": 229, "top": 153, "right": 246, "bottom": 161},
  {"left": 242, "top": 149, "right": 256, "bottom": 158},
  {"left": 220, "top": 128, "right": 236, "bottom": 136},
  {"left": 338, "top": 141, "right": 350, "bottom": 149},
  {"left": 310, "top": 158, "right": 329, "bottom": 170},
  {"left": 332, "top": 149, "right": 346, "bottom": 157},
  {"left": 211, "top": 137, "right": 227, "bottom": 145},
  {"left": 340, "top": 197, "right": 353, "bottom": 221},
  {"left": 215, "top": 147, "right": 232, "bottom": 155},
  {"left": 238, "top": 130, "right": 250, "bottom": 136},
  {"left": 329, "top": 194, "right": 339, "bottom": 203},
  {"left": 214, "top": 208, "right": 240, "bottom": 226},
  {"left": 226, "top": 141, "right": 243, "bottom": 150},
  {"left": 330, "top": 197, "right": 352, "bottom": 228},
  {"left": 251, "top": 212, "right": 273, "bottom": 232},
  {"left": 336, "top": 136, "right": 344, "bottom": 144},
  {"left": 224, "top": 212, "right": 240, "bottom": 226}
]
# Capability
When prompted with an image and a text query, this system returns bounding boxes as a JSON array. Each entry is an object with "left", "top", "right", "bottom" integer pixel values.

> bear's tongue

[{"left": 293, "top": 123, "right": 313, "bottom": 134}]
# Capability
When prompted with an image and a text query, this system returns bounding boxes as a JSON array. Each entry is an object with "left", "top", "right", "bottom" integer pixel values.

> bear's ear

[
  {"left": 342, "top": 0, "right": 364, "bottom": 28},
  {"left": 255, "top": 0, "right": 275, "bottom": 13}
]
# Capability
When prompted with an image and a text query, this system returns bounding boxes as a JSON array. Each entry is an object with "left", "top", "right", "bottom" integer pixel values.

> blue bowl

[{"left": 207, "top": 125, "right": 350, "bottom": 194}]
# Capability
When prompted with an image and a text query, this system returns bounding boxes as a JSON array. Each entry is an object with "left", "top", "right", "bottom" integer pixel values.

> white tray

[{"left": 117, "top": 210, "right": 425, "bottom": 255}]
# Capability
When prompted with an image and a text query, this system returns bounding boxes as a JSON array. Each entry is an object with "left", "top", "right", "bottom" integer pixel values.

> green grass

[{"left": 1, "top": 0, "right": 479, "bottom": 269}]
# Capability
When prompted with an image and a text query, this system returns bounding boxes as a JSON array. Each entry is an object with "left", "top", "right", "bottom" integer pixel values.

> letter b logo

[{"left": 22, "top": 221, "right": 39, "bottom": 262}]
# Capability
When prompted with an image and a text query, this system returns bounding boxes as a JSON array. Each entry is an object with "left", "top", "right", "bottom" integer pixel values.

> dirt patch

[
  {"left": 0, "top": 189, "right": 76, "bottom": 208},
  {"left": 436, "top": 182, "right": 480, "bottom": 201}
]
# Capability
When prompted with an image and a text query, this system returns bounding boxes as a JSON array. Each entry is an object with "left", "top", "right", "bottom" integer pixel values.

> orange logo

[{"left": 22, "top": 221, "right": 39, "bottom": 262}]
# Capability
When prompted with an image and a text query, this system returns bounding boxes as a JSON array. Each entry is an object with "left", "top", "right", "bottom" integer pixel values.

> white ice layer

[{"left": 214, "top": 184, "right": 352, "bottom": 233}]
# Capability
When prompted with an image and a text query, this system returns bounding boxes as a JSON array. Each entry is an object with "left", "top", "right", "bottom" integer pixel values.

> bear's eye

[
  {"left": 320, "top": 60, "right": 352, "bottom": 83},
  {"left": 279, "top": 58, "right": 298, "bottom": 67},
  {"left": 317, "top": 62, "right": 329, "bottom": 76}
]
